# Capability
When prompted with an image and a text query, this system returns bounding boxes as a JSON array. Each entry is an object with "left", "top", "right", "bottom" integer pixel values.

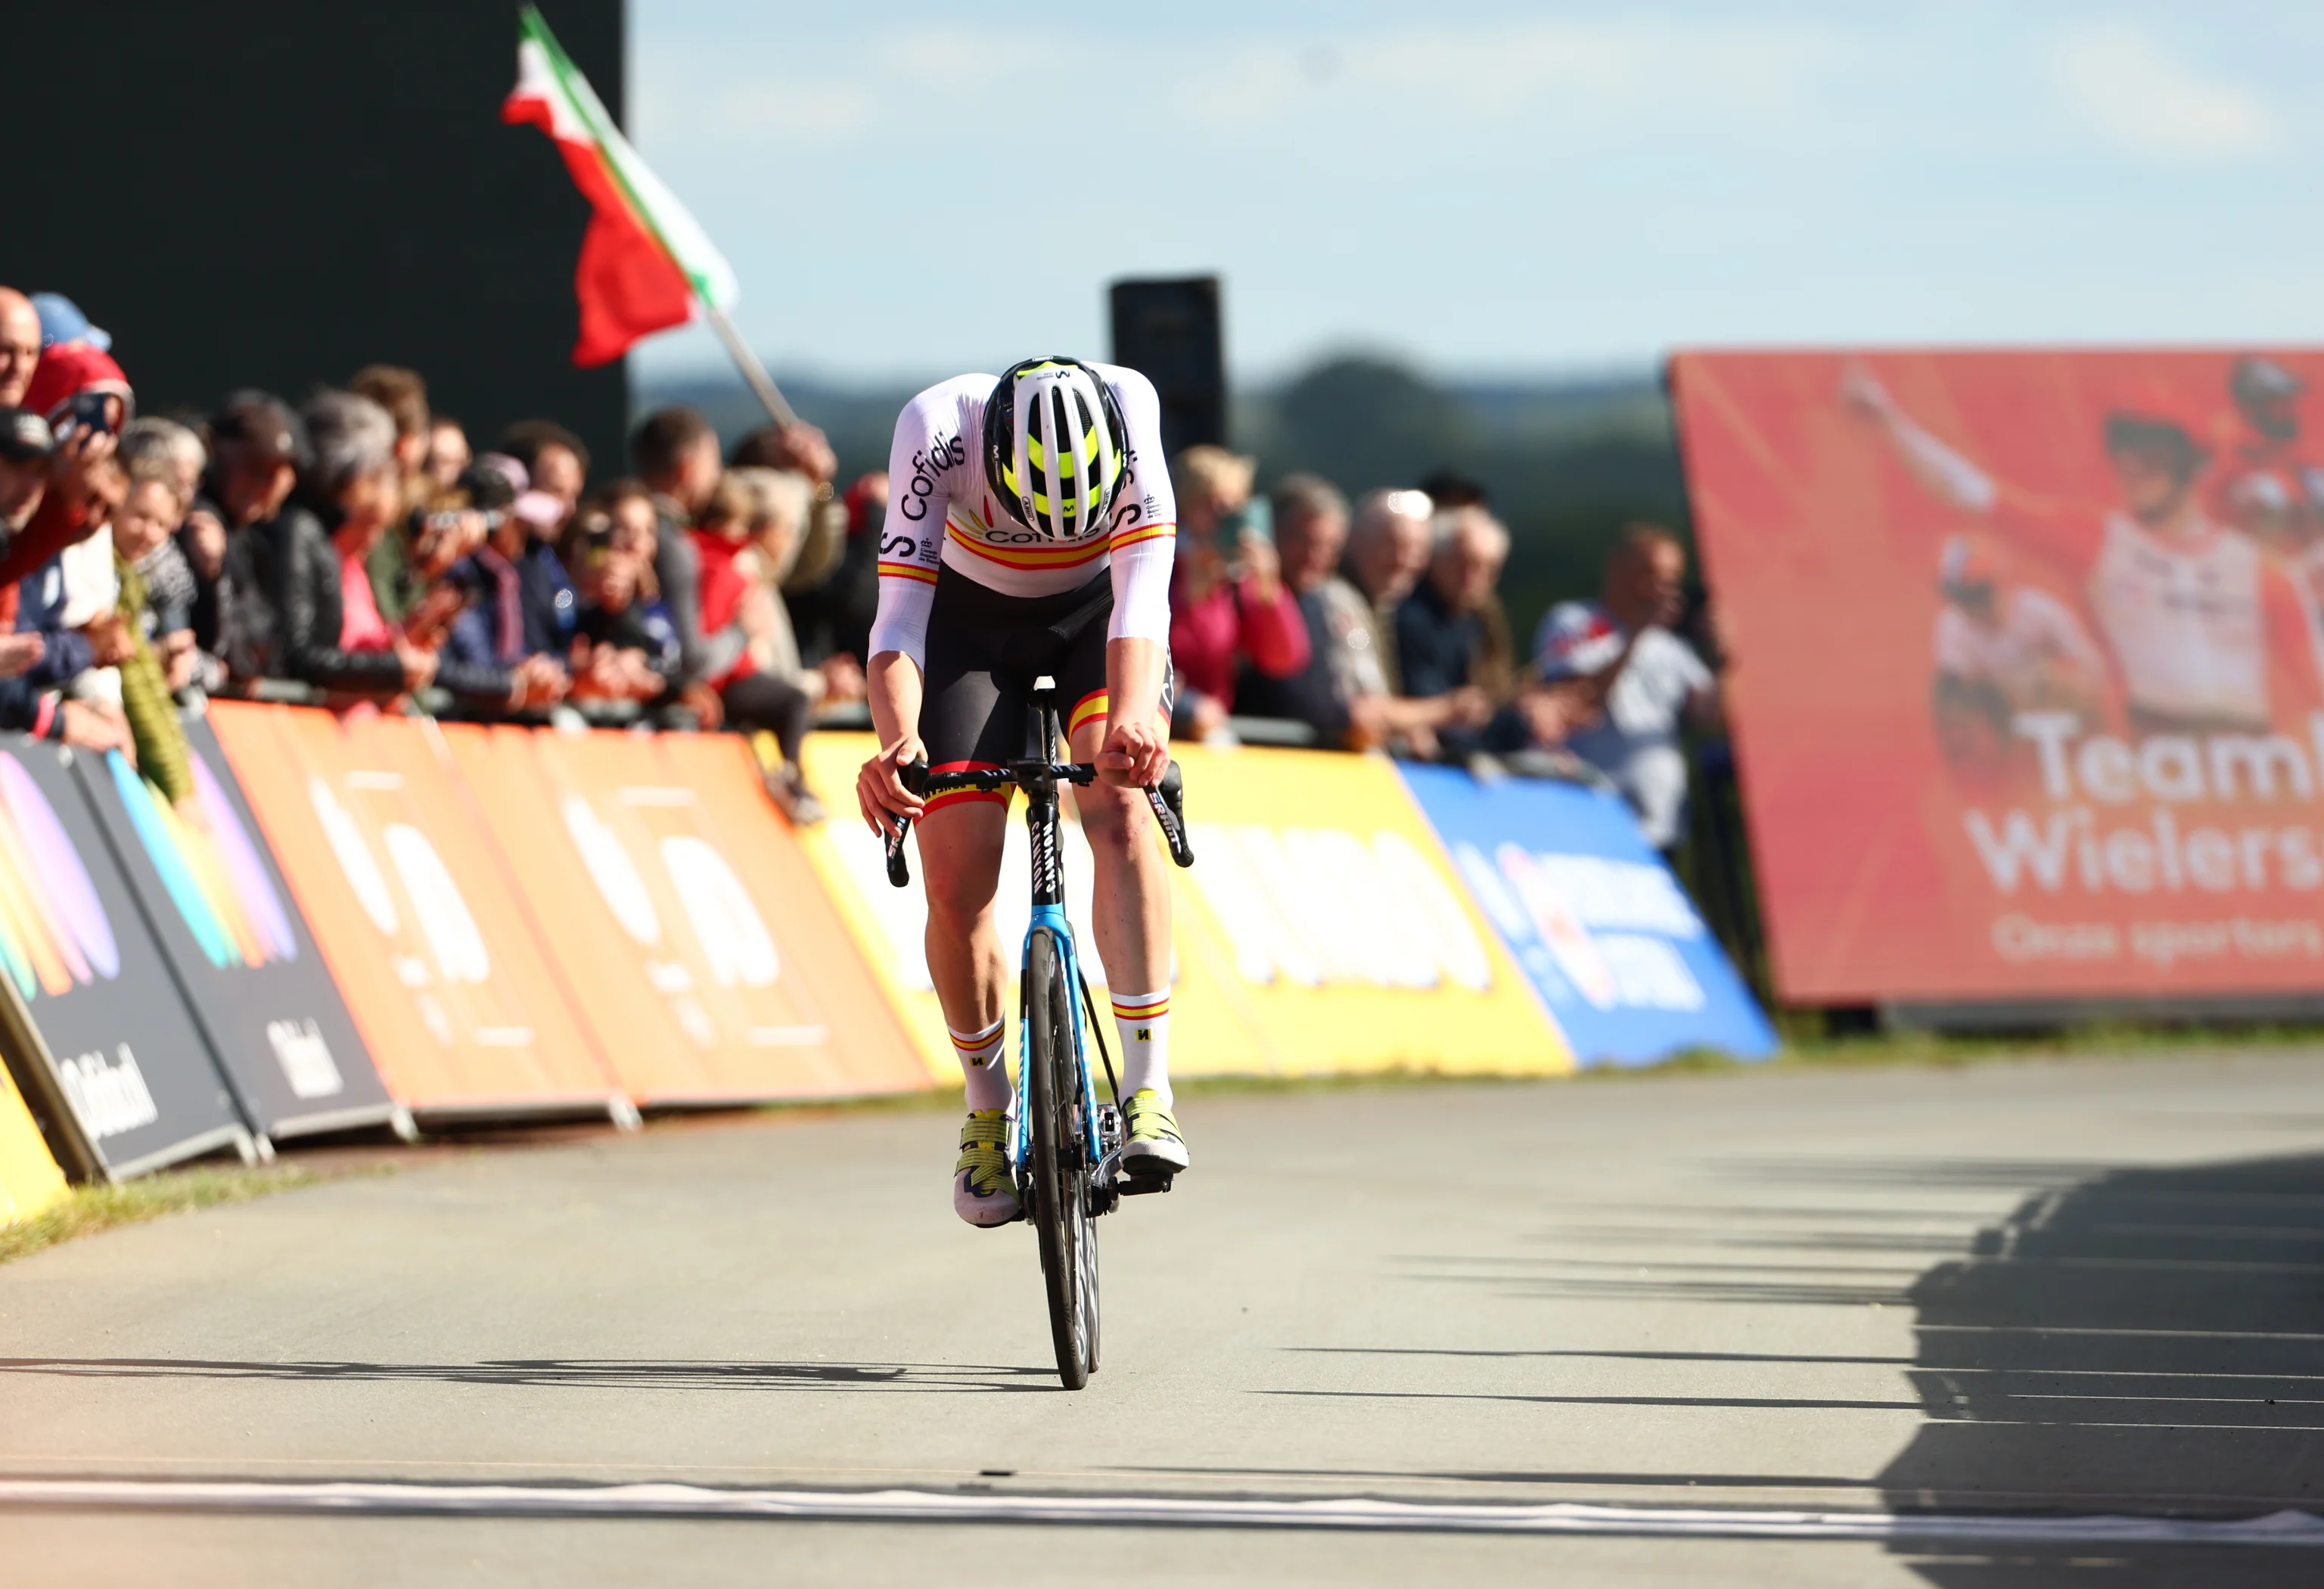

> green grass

[
  {"left": 1182, "top": 1020, "right": 2324, "bottom": 1095},
  {"left": 0, "top": 1161, "right": 361, "bottom": 1267}
]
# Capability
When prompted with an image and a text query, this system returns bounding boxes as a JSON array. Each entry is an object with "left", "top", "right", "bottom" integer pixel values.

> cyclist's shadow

[
  {"left": 0, "top": 1357, "right": 1060, "bottom": 1395},
  {"left": 1877, "top": 1149, "right": 2324, "bottom": 1587}
]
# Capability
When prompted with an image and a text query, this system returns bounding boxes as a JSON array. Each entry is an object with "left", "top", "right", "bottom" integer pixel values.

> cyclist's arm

[
  {"left": 866, "top": 649, "right": 923, "bottom": 752},
  {"left": 1853, "top": 384, "right": 1998, "bottom": 514},
  {"left": 857, "top": 651, "right": 927, "bottom": 835},
  {"left": 1847, "top": 369, "right": 2100, "bottom": 569},
  {"left": 864, "top": 388, "right": 955, "bottom": 680},
  {"left": 1097, "top": 368, "right": 1176, "bottom": 786},
  {"left": 858, "top": 388, "right": 961, "bottom": 831},
  {"left": 1100, "top": 364, "right": 1178, "bottom": 655}
]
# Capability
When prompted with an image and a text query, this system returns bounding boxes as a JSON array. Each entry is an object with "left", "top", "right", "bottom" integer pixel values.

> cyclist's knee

[
  {"left": 1076, "top": 784, "right": 1153, "bottom": 861},
  {"left": 921, "top": 846, "right": 1003, "bottom": 928}
]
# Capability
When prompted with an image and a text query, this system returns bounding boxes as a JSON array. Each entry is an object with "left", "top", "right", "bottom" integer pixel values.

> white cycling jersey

[
  {"left": 866, "top": 364, "right": 1177, "bottom": 668},
  {"left": 2084, "top": 513, "right": 2273, "bottom": 724},
  {"left": 1933, "top": 585, "right": 2105, "bottom": 690}
]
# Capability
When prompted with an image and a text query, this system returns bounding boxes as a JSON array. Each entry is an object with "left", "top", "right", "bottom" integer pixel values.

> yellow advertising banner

[
  {"left": 795, "top": 735, "right": 1571, "bottom": 1084},
  {"left": 0, "top": 1056, "right": 67, "bottom": 1225}
]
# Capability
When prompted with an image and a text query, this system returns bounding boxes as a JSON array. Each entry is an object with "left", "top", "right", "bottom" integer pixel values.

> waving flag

[{"left": 502, "top": 5, "right": 740, "bottom": 367}]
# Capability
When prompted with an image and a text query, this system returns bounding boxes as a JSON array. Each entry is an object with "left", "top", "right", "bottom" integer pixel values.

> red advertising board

[{"left": 1673, "top": 348, "right": 2324, "bottom": 1003}]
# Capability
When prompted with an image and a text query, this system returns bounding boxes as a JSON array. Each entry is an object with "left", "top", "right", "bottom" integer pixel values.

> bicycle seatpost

[{"left": 885, "top": 757, "right": 931, "bottom": 888}]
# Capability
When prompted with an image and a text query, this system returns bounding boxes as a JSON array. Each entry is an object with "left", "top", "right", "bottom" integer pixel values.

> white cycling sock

[
  {"left": 949, "top": 1015, "right": 1011, "bottom": 1112},
  {"left": 1111, "top": 988, "right": 1173, "bottom": 1108}
]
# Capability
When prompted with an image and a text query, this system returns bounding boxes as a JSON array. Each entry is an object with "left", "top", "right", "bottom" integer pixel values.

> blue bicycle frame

[
  {"left": 1008, "top": 688, "right": 1111, "bottom": 1190},
  {"left": 880, "top": 675, "right": 1195, "bottom": 1211},
  {"left": 1013, "top": 902, "right": 1105, "bottom": 1180}
]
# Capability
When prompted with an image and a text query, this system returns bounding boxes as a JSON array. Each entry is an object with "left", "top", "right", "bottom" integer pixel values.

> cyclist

[{"left": 856, "top": 357, "right": 1187, "bottom": 1227}]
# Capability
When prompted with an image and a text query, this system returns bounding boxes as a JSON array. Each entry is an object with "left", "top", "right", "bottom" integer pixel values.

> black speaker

[{"left": 1109, "top": 277, "right": 1227, "bottom": 460}]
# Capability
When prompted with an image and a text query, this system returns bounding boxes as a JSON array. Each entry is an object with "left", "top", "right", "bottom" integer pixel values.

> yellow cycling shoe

[
  {"left": 1120, "top": 1089, "right": 1189, "bottom": 1180},
  {"left": 954, "top": 1109, "right": 1019, "bottom": 1227}
]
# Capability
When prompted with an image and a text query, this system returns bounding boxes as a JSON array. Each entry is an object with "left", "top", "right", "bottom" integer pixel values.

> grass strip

[
  {"left": 1178, "top": 1022, "right": 2324, "bottom": 1095},
  {"left": 0, "top": 1163, "right": 343, "bottom": 1267}
]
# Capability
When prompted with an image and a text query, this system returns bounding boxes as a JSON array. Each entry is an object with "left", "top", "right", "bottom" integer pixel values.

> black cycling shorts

[{"left": 920, "top": 567, "right": 1172, "bottom": 813}]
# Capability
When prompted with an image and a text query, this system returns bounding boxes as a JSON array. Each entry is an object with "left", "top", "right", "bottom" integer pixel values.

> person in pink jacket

[{"left": 1167, "top": 445, "right": 1310, "bottom": 741}]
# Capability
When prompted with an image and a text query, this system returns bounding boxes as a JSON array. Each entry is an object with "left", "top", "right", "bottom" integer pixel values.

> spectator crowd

[
  {"left": 0, "top": 285, "right": 875, "bottom": 822},
  {"left": 0, "top": 285, "right": 1718, "bottom": 847},
  {"left": 1170, "top": 450, "right": 1722, "bottom": 857}
]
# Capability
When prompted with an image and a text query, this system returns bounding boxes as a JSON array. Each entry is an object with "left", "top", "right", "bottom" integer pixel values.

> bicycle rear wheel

[{"left": 1024, "top": 926, "right": 1098, "bottom": 1388}]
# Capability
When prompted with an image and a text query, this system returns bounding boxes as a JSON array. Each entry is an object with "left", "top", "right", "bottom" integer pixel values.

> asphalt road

[{"left": 4, "top": 1052, "right": 2324, "bottom": 1586}]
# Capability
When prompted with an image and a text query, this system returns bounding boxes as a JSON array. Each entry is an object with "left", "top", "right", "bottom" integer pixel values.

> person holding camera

[
  {"left": 1165, "top": 444, "right": 1309, "bottom": 743},
  {"left": 0, "top": 405, "right": 133, "bottom": 756},
  {"left": 0, "top": 338, "right": 132, "bottom": 592}
]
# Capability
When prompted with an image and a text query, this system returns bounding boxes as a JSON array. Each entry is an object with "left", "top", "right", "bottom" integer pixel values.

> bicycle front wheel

[{"left": 1024, "top": 926, "right": 1098, "bottom": 1388}]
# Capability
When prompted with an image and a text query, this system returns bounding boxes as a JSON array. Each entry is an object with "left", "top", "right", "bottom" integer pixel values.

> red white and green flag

[{"left": 502, "top": 5, "right": 739, "bottom": 367}]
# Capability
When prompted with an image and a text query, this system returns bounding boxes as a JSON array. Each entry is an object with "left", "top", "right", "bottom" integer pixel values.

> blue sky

[{"left": 626, "top": 1, "right": 2324, "bottom": 385}]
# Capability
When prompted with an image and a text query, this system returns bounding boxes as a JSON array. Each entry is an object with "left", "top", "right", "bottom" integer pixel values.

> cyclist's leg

[
  {"left": 918, "top": 800, "right": 1009, "bottom": 1107},
  {"left": 1067, "top": 708, "right": 1171, "bottom": 1038},
  {"left": 1064, "top": 630, "right": 1187, "bottom": 1171},
  {"left": 918, "top": 620, "right": 1025, "bottom": 1112},
  {"left": 920, "top": 605, "right": 1032, "bottom": 1225}
]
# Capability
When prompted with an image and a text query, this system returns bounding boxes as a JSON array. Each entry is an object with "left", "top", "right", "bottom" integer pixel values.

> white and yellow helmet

[{"left": 983, "top": 356, "right": 1129, "bottom": 540}]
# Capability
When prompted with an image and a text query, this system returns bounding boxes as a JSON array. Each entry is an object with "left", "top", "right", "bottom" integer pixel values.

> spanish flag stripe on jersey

[
  {"left": 946, "top": 524, "right": 1110, "bottom": 570},
  {"left": 1109, "top": 521, "right": 1177, "bottom": 551},
  {"left": 1068, "top": 689, "right": 1109, "bottom": 736}
]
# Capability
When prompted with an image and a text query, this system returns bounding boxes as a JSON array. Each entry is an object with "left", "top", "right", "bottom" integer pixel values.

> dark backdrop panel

[
  {"left": 1110, "top": 276, "right": 1227, "bottom": 462},
  {"left": 0, "top": 740, "right": 249, "bottom": 1180},
  {"left": 73, "top": 722, "right": 396, "bottom": 1143},
  {"left": 2, "top": 1, "right": 628, "bottom": 476}
]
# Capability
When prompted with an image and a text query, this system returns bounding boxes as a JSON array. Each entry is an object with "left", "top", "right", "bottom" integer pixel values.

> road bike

[{"left": 882, "top": 676, "right": 1195, "bottom": 1389}]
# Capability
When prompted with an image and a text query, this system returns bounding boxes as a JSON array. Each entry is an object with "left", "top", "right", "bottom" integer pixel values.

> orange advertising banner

[
  {"left": 207, "top": 703, "right": 627, "bottom": 1120},
  {"left": 1673, "top": 347, "right": 2324, "bottom": 1003},
  {"left": 440, "top": 725, "right": 927, "bottom": 1104}
]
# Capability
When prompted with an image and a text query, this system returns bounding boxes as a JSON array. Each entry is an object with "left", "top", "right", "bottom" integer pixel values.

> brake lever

[
  {"left": 884, "top": 758, "right": 929, "bottom": 888},
  {"left": 1145, "top": 760, "right": 1195, "bottom": 868}
]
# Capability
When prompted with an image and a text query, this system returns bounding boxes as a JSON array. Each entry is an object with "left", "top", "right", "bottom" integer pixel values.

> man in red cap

[{"left": 1845, "top": 364, "right": 2317, "bottom": 734}]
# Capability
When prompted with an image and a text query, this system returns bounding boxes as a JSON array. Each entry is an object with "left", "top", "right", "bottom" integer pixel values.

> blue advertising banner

[{"left": 1399, "top": 766, "right": 1778, "bottom": 1066}]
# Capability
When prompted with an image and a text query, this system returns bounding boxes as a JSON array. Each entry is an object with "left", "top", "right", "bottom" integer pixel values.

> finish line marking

[{"left": 0, "top": 1479, "right": 2319, "bottom": 1546}]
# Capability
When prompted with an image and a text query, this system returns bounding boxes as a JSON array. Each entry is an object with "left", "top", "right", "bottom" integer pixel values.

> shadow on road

[
  {"left": 0, "top": 1357, "right": 1052, "bottom": 1394},
  {"left": 1878, "top": 1150, "right": 2324, "bottom": 1586}
]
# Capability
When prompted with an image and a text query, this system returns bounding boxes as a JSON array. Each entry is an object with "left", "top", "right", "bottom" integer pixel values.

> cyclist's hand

[
  {"left": 1097, "top": 715, "right": 1167, "bottom": 789},
  {"left": 858, "top": 731, "right": 927, "bottom": 835}
]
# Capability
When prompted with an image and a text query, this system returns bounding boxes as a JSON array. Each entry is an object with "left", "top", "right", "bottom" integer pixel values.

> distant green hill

[{"left": 635, "top": 355, "right": 1689, "bottom": 650}]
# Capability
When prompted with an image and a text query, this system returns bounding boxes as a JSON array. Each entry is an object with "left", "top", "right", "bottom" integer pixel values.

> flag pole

[{"left": 699, "top": 300, "right": 798, "bottom": 431}]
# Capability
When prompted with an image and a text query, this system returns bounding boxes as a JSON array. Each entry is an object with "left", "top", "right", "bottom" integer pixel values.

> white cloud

[
  {"left": 2052, "top": 23, "right": 2277, "bottom": 163},
  {"left": 638, "top": 18, "right": 1847, "bottom": 153},
  {"left": 1182, "top": 21, "right": 1846, "bottom": 132}
]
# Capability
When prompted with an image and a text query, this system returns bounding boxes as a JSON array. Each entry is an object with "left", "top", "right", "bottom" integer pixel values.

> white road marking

[{"left": 0, "top": 1479, "right": 2318, "bottom": 1546}]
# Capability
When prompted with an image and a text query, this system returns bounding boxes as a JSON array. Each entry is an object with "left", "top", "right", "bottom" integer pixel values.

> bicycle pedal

[{"left": 1118, "top": 1170, "right": 1174, "bottom": 1196}]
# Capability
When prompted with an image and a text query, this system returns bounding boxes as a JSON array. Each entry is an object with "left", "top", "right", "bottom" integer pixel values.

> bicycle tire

[{"left": 1024, "top": 927, "right": 1098, "bottom": 1388}]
